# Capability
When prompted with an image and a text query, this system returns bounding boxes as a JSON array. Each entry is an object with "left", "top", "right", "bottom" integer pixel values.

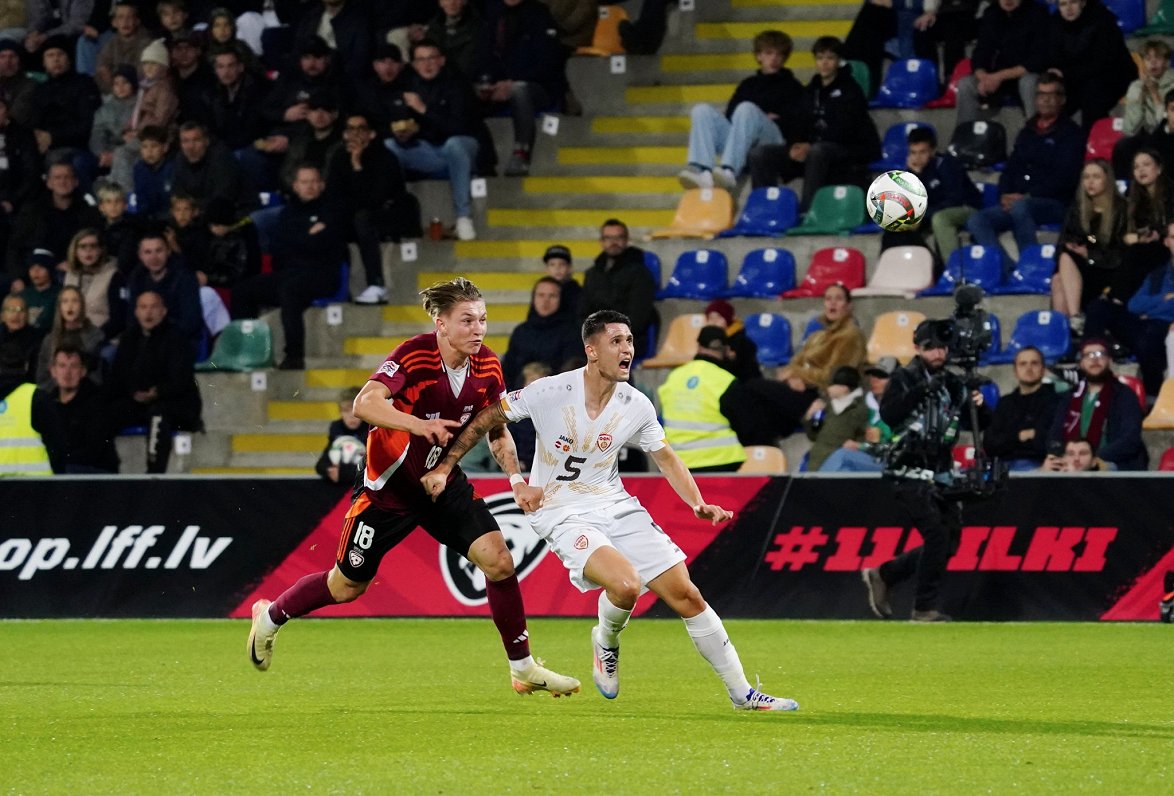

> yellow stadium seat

[
  {"left": 641, "top": 313, "right": 706, "bottom": 369},
  {"left": 737, "top": 446, "right": 787, "bottom": 474},
  {"left": 576, "top": 5, "right": 628, "bottom": 56},
  {"left": 650, "top": 188, "right": 734, "bottom": 240},
  {"left": 867, "top": 310, "right": 927, "bottom": 364},
  {"left": 854, "top": 246, "right": 935, "bottom": 298},
  {"left": 1143, "top": 378, "right": 1174, "bottom": 429}
]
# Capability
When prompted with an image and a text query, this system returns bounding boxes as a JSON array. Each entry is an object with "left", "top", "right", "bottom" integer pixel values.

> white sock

[
  {"left": 683, "top": 605, "right": 752, "bottom": 702},
  {"left": 508, "top": 655, "right": 535, "bottom": 674},
  {"left": 596, "top": 592, "right": 632, "bottom": 648},
  {"left": 1165, "top": 329, "right": 1174, "bottom": 382}
]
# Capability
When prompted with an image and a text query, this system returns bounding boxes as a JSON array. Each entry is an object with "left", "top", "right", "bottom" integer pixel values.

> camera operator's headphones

[{"left": 913, "top": 319, "right": 954, "bottom": 349}]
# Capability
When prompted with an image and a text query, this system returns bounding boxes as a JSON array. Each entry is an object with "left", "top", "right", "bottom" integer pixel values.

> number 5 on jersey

[{"left": 556, "top": 455, "right": 587, "bottom": 482}]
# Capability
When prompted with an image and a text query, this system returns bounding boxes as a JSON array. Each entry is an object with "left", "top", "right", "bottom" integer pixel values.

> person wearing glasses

[
  {"left": 1047, "top": 337, "right": 1147, "bottom": 470},
  {"left": 578, "top": 219, "right": 658, "bottom": 360}
]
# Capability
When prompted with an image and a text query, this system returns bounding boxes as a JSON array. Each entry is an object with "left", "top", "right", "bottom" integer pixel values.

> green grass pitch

[{"left": 3, "top": 618, "right": 1171, "bottom": 794}]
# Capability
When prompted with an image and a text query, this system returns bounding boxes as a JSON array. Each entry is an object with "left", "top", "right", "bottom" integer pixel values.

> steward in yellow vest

[{"left": 0, "top": 352, "right": 63, "bottom": 476}]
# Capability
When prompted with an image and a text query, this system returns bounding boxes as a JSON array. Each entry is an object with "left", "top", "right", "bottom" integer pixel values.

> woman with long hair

[
  {"left": 35, "top": 286, "right": 105, "bottom": 387},
  {"left": 1051, "top": 158, "right": 1127, "bottom": 324},
  {"left": 61, "top": 228, "right": 126, "bottom": 342}
]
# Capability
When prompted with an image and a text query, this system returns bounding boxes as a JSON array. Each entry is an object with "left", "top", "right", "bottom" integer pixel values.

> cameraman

[{"left": 861, "top": 319, "right": 991, "bottom": 623}]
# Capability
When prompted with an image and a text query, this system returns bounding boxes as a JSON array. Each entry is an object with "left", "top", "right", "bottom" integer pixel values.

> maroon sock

[
  {"left": 485, "top": 574, "right": 532, "bottom": 661},
  {"left": 268, "top": 571, "right": 335, "bottom": 625}
]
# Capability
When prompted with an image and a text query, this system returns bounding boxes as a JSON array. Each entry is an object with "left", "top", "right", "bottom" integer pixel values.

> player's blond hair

[{"left": 419, "top": 277, "right": 484, "bottom": 320}]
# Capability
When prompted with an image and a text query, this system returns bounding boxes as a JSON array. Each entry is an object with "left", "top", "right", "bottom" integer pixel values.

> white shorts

[{"left": 534, "top": 496, "right": 686, "bottom": 592}]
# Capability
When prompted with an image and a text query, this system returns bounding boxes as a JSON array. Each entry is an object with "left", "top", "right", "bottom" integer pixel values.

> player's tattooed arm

[
  {"left": 487, "top": 422, "right": 521, "bottom": 476},
  {"left": 422, "top": 403, "right": 510, "bottom": 500}
]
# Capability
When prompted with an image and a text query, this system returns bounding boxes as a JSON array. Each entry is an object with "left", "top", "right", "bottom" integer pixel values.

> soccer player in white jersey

[{"left": 423, "top": 310, "right": 799, "bottom": 712}]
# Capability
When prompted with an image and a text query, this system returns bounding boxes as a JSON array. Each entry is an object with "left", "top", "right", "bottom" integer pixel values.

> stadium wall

[{"left": 1, "top": 476, "right": 1171, "bottom": 621}]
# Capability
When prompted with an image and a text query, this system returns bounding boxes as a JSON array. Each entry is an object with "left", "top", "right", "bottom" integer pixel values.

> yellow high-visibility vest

[
  {"left": 0, "top": 383, "right": 52, "bottom": 476},
  {"left": 658, "top": 360, "right": 746, "bottom": 469}
]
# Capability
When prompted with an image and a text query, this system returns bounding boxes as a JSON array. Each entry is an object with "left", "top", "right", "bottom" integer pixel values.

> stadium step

[
  {"left": 487, "top": 208, "right": 674, "bottom": 229},
  {"left": 591, "top": 118, "right": 690, "bottom": 135},
  {"left": 558, "top": 145, "right": 687, "bottom": 165},
  {"left": 625, "top": 84, "right": 736, "bottom": 105},
  {"left": 232, "top": 433, "right": 322, "bottom": 455},
  {"left": 694, "top": 19, "right": 852, "bottom": 41},
  {"left": 268, "top": 400, "right": 339, "bottom": 422},
  {"left": 523, "top": 174, "right": 682, "bottom": 193},
  {"left": 660, "top": 51, "right": 814, "bottom": 74}
]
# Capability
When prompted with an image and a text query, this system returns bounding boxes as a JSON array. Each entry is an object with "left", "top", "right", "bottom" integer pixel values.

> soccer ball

[
  {"left": 867, "top": 170, "right": 928, "bottom": 232},
  {"left": 328, "top": 435, "right": 365, "bottom": 465}
]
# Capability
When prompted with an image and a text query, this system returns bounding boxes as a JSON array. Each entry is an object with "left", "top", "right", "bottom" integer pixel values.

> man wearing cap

[
  {"left": 982, "top": 346, "right": 1062, "bottom": 471},
  {"left": 292, "top": 0, "right": 375, "bottom": 84},
  {"left": 1046, "top": 337, "right": 1147, "bottom": 471},
  {"left": 819, "top": 356, "right": 896, "bottom": 472},
  {"left": 357, "top": 43, "right": 410, "bottom": 133},
  {"left": 168, "top": 30, "right": 214, "bottom": 123},
  {"left": 704, "top": 298, "right": 761, "bottom": 381},
  {"left": 261, "top": 35, "right": 343, "bottom": 131},
  {"left": 94, "top": 1, "right": 153, "bottom": 94},
  {"left": 19, "top": 249, "right": 59, "bottom": 331},
  {"left": 542, "top": 244, "right": 580, "bottom": 318},
  {"left": 861, "top": 318, "right": 990, "bottom": 622},
  {"left": 657, "top": 325, "right": 748, "bottom": 472},
  {"left": 803, "top": 364, "right": 869, "bottom": 471},
  {"left": 27, "top": 36, "right": 101, "bottom": 187},
  {"left": 277, "top": 92, "right": 342, "bottom": 189}
]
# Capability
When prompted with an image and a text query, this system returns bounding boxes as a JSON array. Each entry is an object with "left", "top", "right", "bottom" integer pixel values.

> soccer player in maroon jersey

[{"left": 247, "top": 277, "right": 580, "bottom": 697}]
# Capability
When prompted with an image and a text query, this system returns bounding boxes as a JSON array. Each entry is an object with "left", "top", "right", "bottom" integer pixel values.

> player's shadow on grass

[{"left": 809, "top": 711, "right": 1174, "bottom": 740}]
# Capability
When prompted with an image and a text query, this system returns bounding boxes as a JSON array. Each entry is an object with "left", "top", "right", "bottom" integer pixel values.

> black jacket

[
  {"left": 261, "top": 67, "right": 346, "bottom": 130},
  {"left": 0, "top": 119, "right": 42, "bottom": 210},
  {"left": 477, "top": 0, "right": 567, "bottom": 96},
  {"left": 272, "top": 194, "right": 347, "bottom": 272},
  {"left": 6, "top": 191, "right": 103, "bottom": 278},
  {"left": 28, "top": 69, "right": 102, "bottom": 150},
  {"left": 325, "top": 142, "right": 407, "bottom": 211},
  {"left": 125, "top": 259, "right": 204, "bottom": 344},
  {"left": 109, "top": 318, "right": 202, "bottom": 423},
  {"left": 403, "top": 66, "right": 480, "bottom": 144},
  {"left": 580, "top": 245, "right": 659, "bottom": 359},
  {"left": 726, "top": 69, "right": 805, "bottom": 142},
  {"left": 172, "top": 142, "right": 246, "bottom": 210},
  {"left": 999, "top": 116, "right": 1085, "bottom": 203},
  {"left": 293, "top": 1, "right": 376, "bottom": 83},
  {"left": 200, "top": 72, "right": 272, "bottom": 150},
  {"left": 49, "top": 378, "right": 120, "bottom": 473},
  {"left": 501, "top": 310, "right": 583, "bottom": 389},
  {"left": 982, "top": 384, "right": 1062, "bottom": 463},
  {"left": 970, "top": 0, "right": 1050, "bottom": 75},
  {"left": 796, "top": 66, "right": 881, "bottom": 164}
]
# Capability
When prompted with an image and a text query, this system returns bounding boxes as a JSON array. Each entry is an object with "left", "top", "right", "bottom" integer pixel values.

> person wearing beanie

[
  {"left": 802, "top": 363, "right": 869, "bottom": 470},
  {"left": 107, "top": 38, "right": 178, "bottom": 190},
  {"left": 704, "top": 298, "right": 761, "bottom": 380},
  {"left": 27, "top": 38, "right": 102, "bottom": 190},
  {"left": 94, "top": 1, "right": 154, "bottom": 94},
  {"left": 542, "top": 244, "right": 580, "bottom": 318}
]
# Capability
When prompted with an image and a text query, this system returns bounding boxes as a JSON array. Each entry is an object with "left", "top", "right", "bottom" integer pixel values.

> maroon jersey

[{"left": 362, "top": 332, "right": 505, "bottom": 510}]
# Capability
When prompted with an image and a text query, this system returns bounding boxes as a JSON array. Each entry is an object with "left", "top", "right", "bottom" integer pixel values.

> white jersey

[{"left": 502, "top": 368, "right": 666, "bottom": 531}]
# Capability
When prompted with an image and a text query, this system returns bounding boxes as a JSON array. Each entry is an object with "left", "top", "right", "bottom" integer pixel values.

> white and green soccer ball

[{"left": 867, "top": 170, "right": 928, "bottom": 232}]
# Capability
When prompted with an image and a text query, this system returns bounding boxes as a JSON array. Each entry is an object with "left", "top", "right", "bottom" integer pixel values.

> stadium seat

[
  {"left": 743, "top": 312, "right": 793, "bottom": 366},
  {"left": 870, "top": 122, "right": 936, "bottom": 171},
  {"left": 925, "top": 57, "right": 971, "bottom": 109},
  {"left": 650, "top": 188, "right": 734, "bottom": 239},
  {"left": 1139, "top": 0, "right": 1174, "bottom": 33},
  {"left": 659, "top": 249, "right": 728, "bottom": 299},
  {"left": 782, "top": 246, "right": 866, "bottom": 298},
  {"left": 718, "top": 186, "right": 800, "bottom": 237},
  {"left": 948, "top": 120, "right": 1007, "bottom": 170},
  {"left": 979, "top": 381, "right": 1000, "bottom": 409},
  {"left": 978, "top": 312, "right": 1004, "bottom": 364},
  {"left": 738, "top": 445, "right": 787, "bottom": 474},
  {"left": 195, "top": 319, "right": 273, "bottom": 371},
  {"left": 990, "top": 243, "right": 1055, "bottom": 295},
  {"left": 643, "top": 250, "right": 662, "bottom": 289},
  {"left": 1104, "top": 0, "right": 1145, "bottom": 33},
  {"left": 726, "top": 248, "right": 797, "bottom": 298},
  {"left": 919, "top": 245, "right": 1003, "bottom": 297},
  {"left": 640, "top": 313, "right": 706, "bottom": 369},
  {"left": 870, "top": 59, "right": 940, "bottom": 109},
  {"left": 1143, "top": 378, "right": 1174, "bottom": 428},
  {"left": 985, "top": 310, "right": 1071, "bottom": 364},
  {"left": 787, "top": 185, "right": 866, "bottom": 236},
  {"left": 979, "top": 181, "right": 999, "bottom": 208},
  {"left": 866, "top": 310, "right": 927, "bottom": 364},
  {"left": 802, "top": 314, "right": 824, "bottom": 341},
  {"left": 854, "top": 246, "right": 935, "bottom": 298},
  {"left": 1085, "top": 117, "right": 1125, "bottom": 162},
  {"left": 951, "top": 444, "right": 976, "bottom": 469},
  {"left": 575, "top": 4, "right": 628, "bottom": 55},
  {"left": 1158, "top": 446, "right": 1174, "bottom": 471},
  {"left": 846, "top": 59, "right": 871, "bottom": 96},
  {"left": 1117, "top": 374, "right": 1147, "bottom": 409},
  {"left": 312, "top": 262, "right": 350, "bottom": 307}
]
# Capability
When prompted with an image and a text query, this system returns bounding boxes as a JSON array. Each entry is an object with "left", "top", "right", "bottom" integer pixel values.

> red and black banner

[{"left": 1, "top": 476, "right": 1171, "bottom": 620}]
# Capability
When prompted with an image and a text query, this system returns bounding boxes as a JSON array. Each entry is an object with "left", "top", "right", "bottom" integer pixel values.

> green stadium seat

[
  {"left": 195, "top": 319, "right": 273, "bottom": 372},
  {"left": 787, "top": 185, "right": 866, "bottom": 236}
]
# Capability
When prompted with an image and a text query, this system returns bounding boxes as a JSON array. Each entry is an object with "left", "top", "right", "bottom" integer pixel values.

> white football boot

[
  {"left": 591, "top": 626, "right": 620, "bottom": 699},
  {"left": 510, "top": 659, "right": 581, "bottom": 697},
  {"left": 247, "top": 599, "right": 278, "bottom": 671}
]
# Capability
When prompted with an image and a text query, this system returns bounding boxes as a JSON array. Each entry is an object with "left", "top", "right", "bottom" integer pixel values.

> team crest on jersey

[
  {"left": 596, "top": 433, "right": 613, "bottom": 452},
  {"left": 460, "top": 413, "right": 471, "bottom": 424},
  {"left": 555, "top": 434, "right": 574, "bottom": 453},
  {"left": 507, "top": 389, "right": 523, "bottom": 403},
  {"left": 378, "top": 360, "right": 400, "bottom": 378},
  {"left": 573, "top": 535, "right": 589, "bottom": 550},
  {"left": 439, "top": 491, "right": 549, "bottom": 605},
  {"left": 348, "top": 550, "right": 364, "bottom": 568}
]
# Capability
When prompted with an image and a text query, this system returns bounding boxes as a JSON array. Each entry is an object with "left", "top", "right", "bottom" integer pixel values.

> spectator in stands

[
  {"left": 24, "top": 2, "right": 90, "bottom": 60},
  {"left": 172, "top": 120, "right": 245, "bottom": 211},
  {"left": 881, "top": 126, "right": 981, "bottom": 266},
  {"left": 314, "top": 384, "right": 369, "bottom": 483},
  {"left": 156, "top": 0, "right": 189, "bottom": 40},
  {"left": 424, "top": 0, "right": 481, "bottom": 80},
  {"left": 20, "top": 250, "right": 59, "bottom": 330},
  {"left": 386, "top": 39, "right": 480, "bottom": 241},
  {"left": 1113, "top": 40, "right": 1174, "bottom": 177},
  {"left": 126, "top": 227, "right": 203, "bottom": 347},
  {"left": 199, "top": 196, "right": 260, "bottom": 299},
  {"left": 0, "top": 292, "right": 41, "bottom": 376},
  {"left": 292, "top": 0, "right": 374, "bottom": 84},
  {"left": 206, "top": 7, "right": 262, "bottom": 77},
  {"left": 326, "top": 109, "right": 417, "bottom": 306},
  {"left": 34, "top": 285, "right": 102, "bottom": 386},
  {"left": 803, "top": 364, "right": 869, "bottom": 471},
  {"left": 746, "top": 36, "right": 881, "bottom": 212},
  {"left": 677, "top": 30, "right": 802, "bottom": 193},
  {"left": 169, "top": 30, "right": 214, "bottom": 123},
  {"left": 94, "top": 181, "right": 141, "bottom": 275},
  {"left": 61, "top": 227, "right": 126, "bottom": 342},
  {"left": 108, "top": 38, "right": 178, "bottom": 190},
  {"left": 1041, "top": 436, "right": 1114, "bottom": 471},
  {"left": 657, "top": 325, "right": 748, "bottom": 472},
  {"left": 45, "top": 342, "right": 119, "bottom": 473},
  {"left": 541, "top": 244, "right": 579, "bottom": 318},
  {"left": 1043, "top": 0, "right": 1134, "bottom": 134},
  {"left": 374, "top": 0, "right": 435, "bottom": 64},
  {"left": 110, "top": 289, "right": 203, "bottom": 472},
  {"left": 131, "top": 125, "right": 175, "bottom": 220},
  {"left": 0, "top": 339, "right": 63, "bottom": 474},
  {"left": 90, "top": 64, "right": 137, "bottom": 178},
  {"left": 1050, "top": 159, "right": 1128, "bottom": 325},
  {"left": 1131, "top": 92, "right": 1174, "bottom": 179},
  {"left": 94, "top": 1, "right": 153, "bottom": 94},
  {"left": 261, "top": 35, "right": 343, "bottom": 133},
  {"left": 1047, "top": 336, "right": 1147, "bottom": 470},
  {"left": 0, "top": 94, "right": 39, "bottom": 241},
  {"left": 703, "top": 298, "right": 761, "bottom": 381},
  {"left": 965, "top": 74, "right": 1084, "bottom": 276},
  {"left": 75, "top": 1, "right": 114, "bottom": 77},
  {"left": 28, "top": 37, "right": 101, "bottom": 189},
  {"left": 842, "top": 0, "right": 947, "bottom": 96},
  {"left": 473, "top": 0, "right": 566, "bottom": 176},
  {"left": 819, "top": 356, "right": 895, "bottom": 472},
  {"left": 164, "top": 192, "right": 210, "bottom": 273},
  {"left": 579, "top": 218, "right": 658, "bottom": 359},
  {"left": 7, "top": 162, "right": 102, "bottom": 276},
  {"left": 954, "top": 0, "right": 1048, "bottom": 124},
  {"left": 357, "top": 42, "right": 410, "bottom": 134},
  {"left": 275, "top": 92, "right": 342, "bottom": 190},
  {"left": 500, "top": 276, "right": 582, "bottom": 390},
  {"left": 506, "top": 360, "right": 550, "bottom": 472},
  {"left": 231, "top": 163, "right": 345, "bottom": 370},
  {"left": 0, "top": 39, "right": 37, "bottom": 125},
  {"left": 203, "top": 47, "right": 270, "bottom": 152},
  {"left": 617, "top": 0, "right": 671, "bottom": 56},
  {"left": 982, "top": 346, "right": 1062, "bottom": 471},
  {"left": 1115, "top": 150, "right": 1174, "bottom": 299}
]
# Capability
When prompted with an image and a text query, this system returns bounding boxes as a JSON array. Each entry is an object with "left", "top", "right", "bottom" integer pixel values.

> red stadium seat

[
  {"left": 1085, "top": 117, "right": 1124, "bottom": 162},
  {"left": 925, "top": 58, "right": 971, "bottom": 109},
  {"left": 952, "top": 444, "right": 976, "bottom": 469},
  {"left": 1117, "top": 374, "right": 1146, "bottom": 409},
  {"left": 1159, "top": 447, "right": 1174, "bottom": 471},
  {"left": 782, "top": 246, "right": 866, "bottom": 298}
]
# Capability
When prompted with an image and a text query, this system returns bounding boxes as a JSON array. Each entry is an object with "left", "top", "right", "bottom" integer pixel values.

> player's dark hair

[
  {"left": 420, "top": 277, "right": 483, "bottom": 320},
  {"left": 908, "top": 127, "right": 936, "bottom": 149},
  {"left": 582, "top": 310, "right": 632, "bottom": 343}
]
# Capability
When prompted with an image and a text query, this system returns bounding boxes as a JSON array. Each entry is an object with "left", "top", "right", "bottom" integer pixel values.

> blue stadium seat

[
  {"left": 1105, "top": 0, "right": 1145, "bottom": 32},
  {"left": 726, "top": 248, "right": 797, "bottom": 298},
  {"left": 643, "top": 250, "right": 662, "bottom": 288},
  {"left": 979, "top": 381, "right": 1000, "bottom": 410},
  {"left": 979, "top": 182, "right": 999, "bottom": 209},
  {"left": 802, "top": 315, "right": 824, "bottom": 341},
  {"left": 312, "top": 262, "right": 350, "bottom": 307},
  {"left": 979, "top": 312, "right": 1003, "bottom": 364},
  {"left": 743, "top": 313, "right": 793, "bottom": 367},
  {"left": 990, "top": 243, "right": 1055, "bottom": 295},
  {"left": 870, "top": 122, "right": 936, "bottom": 171},
  {"left": 985, "top": 310, "right": 1071, "bottom": 364},
  {"left": 919, "top": 245, "right": 1003, "bottom": 296},
  {"left": 658, "top": 249, "right": 729, "bottom": 299},
  {"left": 718, "top": 186, "right": 800, "bottom": 237},
  {"left": 870, "top": 59, "right": 940, "bottom": 109}
]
